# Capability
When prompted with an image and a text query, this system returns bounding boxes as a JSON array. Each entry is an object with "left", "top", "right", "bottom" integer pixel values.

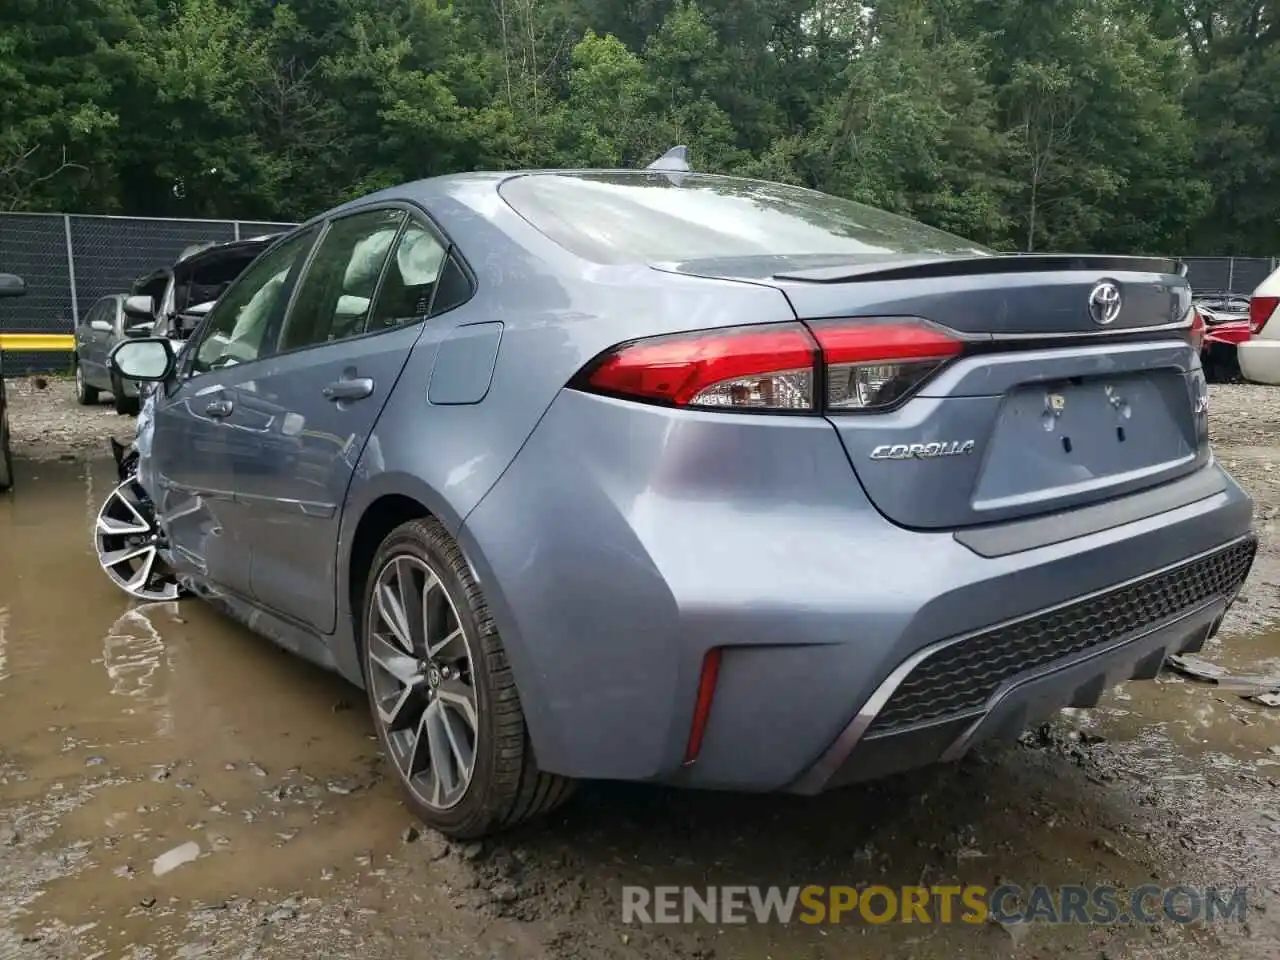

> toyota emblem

[{"left": 1088, "top": 280, "right": 1122, "bottom": 326}]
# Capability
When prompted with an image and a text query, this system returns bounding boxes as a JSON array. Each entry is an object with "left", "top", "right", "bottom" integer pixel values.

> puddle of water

[
  {"left": 0, "top": 457, "right": 1277, "bottom": 960},
  {"left": 1078, "top": 627, "right": 1280, "bottom": 770},
  {"left": 0, "top": 460, "right": 417, "bottom": 956}
]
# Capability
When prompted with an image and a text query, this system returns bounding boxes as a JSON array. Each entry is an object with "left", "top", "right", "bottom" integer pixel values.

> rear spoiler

[{"left": 774, "top": 254, "right": 1185, "bottom": 284}]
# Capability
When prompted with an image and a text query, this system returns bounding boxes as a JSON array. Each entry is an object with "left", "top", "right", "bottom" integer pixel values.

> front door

[
  {"left": 234, "top": 208, "right": 450, "bottom": 634},
  {"left": 149, "top": 227, "right": 320, "bottom": 598}
]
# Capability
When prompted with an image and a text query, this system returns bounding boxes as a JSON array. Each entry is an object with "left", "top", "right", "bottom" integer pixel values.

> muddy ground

[{"left": 2, "top": 377, "right": 1279, "bottom": 960}]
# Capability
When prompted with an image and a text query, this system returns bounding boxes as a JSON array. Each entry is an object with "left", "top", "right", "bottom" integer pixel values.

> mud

[{"left": 0, "top": 382, "right": 1279, "bottom": 959}]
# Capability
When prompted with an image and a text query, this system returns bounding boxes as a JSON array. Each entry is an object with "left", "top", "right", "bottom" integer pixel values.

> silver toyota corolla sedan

[{"left": 104, "top": 152, "right": 1256, "bottom": 839}]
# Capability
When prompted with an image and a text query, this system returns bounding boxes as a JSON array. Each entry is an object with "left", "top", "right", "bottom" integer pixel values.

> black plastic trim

[{"left": 954, "top": 467, "right": 1229, "bottom": 558}]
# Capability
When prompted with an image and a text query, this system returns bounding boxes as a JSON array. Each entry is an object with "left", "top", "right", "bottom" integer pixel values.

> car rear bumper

[
  {"left": 1238, "top": 339, "right": 1280, "bottom": 385},
  {"left": 790, "top": 541, "right": 1249, "bottom": 792},
  {"left": 460, "top": 389, "right": 1257, "bottom": 791}
]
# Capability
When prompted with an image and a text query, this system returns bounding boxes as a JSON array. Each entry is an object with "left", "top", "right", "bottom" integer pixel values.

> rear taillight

[
  {"left": 1250, "top": 295, "right": 1278, "bottom": 334},
  {"left": 1188, "top": 307, "right": 1206, "bottom": 353},
  {"left": 812, "top": 318, "right": 964, "bottom": 410},
  {"left": 576, "top": 318, "right": 964, "bottom": 413},
  {"left": 579, "top": 324, "right": 816, "bottom": 409}
]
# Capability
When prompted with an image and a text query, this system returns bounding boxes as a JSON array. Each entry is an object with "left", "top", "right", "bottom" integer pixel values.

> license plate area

[{"left": 972, "top": 372, "right": 1196, "bottom": 510}]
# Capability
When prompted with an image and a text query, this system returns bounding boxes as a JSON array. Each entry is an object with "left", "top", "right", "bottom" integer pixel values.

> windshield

[{"left": 499, "top": 172, "right": 991, "bottom": 265}]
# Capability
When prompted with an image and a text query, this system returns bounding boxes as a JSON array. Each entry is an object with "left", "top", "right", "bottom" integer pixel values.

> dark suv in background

[
  {"left": 126, "top": 232, "right": 282, "bottom": 344},
  {"left": 71, "top": 233, "right": 283, "bottom": 416}
]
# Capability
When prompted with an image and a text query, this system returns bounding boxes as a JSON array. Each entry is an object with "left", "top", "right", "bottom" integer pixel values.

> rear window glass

[{"left": 498, "top": 172, "right": 991, "bottom": 265}]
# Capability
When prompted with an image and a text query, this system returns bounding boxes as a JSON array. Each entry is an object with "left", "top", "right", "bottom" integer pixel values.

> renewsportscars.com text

[{"left": 621, "top": 884, "right": 1249, "bottom": 926}]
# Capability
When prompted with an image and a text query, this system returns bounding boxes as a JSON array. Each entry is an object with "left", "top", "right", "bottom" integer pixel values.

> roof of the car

[{"left": 324, "top": 169, "right": 741, "bottom": 217}]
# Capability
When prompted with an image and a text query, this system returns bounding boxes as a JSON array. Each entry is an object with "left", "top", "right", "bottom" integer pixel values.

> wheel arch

[{"left": 336, "top": 475, "right": 558, "bottom": 767}]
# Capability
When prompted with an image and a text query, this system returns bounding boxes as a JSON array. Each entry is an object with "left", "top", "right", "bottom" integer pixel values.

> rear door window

[
  {"left": 365, "top": 219, "right": 451, "bottom": 332},
  {"left": 498, "top": 172, "right": 991, "bottom": 264},
  {"left": 277, "top": 209, "right": 407, "bottom": 353}
]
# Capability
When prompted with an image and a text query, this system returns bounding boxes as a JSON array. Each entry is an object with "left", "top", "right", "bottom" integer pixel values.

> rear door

[
  {"left": 149, "top": 227, "right": 321, "bottom": 598},
  {"left": 232, "top": 206, "right": 449, "bottom": 633}
]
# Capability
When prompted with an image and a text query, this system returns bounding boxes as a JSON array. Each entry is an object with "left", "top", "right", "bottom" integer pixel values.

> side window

[
  {"left": 80, "top": 301, "right": 102, "bottom": 329},
  {"left": 276, "top": 209, "right": 406, "bottom": 353},
  {"left": 366, "top": 220, "right": 450, "bottom": 332},
  {"left": 190, "top": 227, "right": 319, "bottom": 375}
]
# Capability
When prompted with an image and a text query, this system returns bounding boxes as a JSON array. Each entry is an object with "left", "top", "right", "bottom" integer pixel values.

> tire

[
  {"left": 74, "top": 360, "right": 99, "bottom": 405},
  {"left": 0, "top": 405, "right": 12, "bottom": 492},
  {"left": 361, "top": 518, "right": 574, "bottom": 839},
  {"left": 112, "top": 371, "right": 140, "bottom": 416}
]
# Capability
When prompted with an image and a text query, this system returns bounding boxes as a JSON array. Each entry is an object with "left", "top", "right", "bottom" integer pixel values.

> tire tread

[{"left": 364, "top": 518, "right": 574, "bottom": 839}]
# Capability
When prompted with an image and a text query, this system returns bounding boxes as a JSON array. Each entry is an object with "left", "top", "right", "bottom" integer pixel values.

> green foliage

[{"left": 0, "top": 0, "right": 1267, "bottom": 254}]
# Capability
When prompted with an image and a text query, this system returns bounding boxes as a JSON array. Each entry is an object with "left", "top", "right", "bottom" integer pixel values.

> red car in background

[{"left": 1194, "top": 293, "right": 1253, "bottom": 382}]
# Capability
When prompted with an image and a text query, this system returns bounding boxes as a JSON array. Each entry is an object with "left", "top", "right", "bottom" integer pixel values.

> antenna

[{"left": 647, "top": 146, "right": 691, "bottom": 172}]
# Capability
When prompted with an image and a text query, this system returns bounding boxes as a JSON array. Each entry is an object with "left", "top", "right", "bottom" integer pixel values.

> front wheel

[
  {"left": 75, "top": 361, "right": 99, "bottom": 405},
  {"left": 111, "top": 371, "right": 140, "bottom": 415},
  {"left": 361, "top": 518, "right": 574, "bottom": 839},
  {"left": 94, "top": 477, "right": 183, "bottom": 601}
]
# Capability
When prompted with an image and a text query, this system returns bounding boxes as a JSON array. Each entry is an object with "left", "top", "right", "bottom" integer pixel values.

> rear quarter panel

[{"left": 331, "top": 184, "right": 797, "bottom": 686}]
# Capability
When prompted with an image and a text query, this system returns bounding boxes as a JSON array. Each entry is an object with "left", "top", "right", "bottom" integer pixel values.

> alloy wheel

[
  {"left": 95, "top": 478, "right": 181, "bottom": 601},
  {"left": 75, "top": 364, "right": 85, "bottom": 400},
  {"left": 365, "top": 554, "right": 479, "bottom": 811}
]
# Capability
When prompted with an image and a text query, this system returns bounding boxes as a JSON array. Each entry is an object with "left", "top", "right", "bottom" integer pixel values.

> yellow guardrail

[{"left": 0, "top": 333, "right": 75, "bottom": 352}]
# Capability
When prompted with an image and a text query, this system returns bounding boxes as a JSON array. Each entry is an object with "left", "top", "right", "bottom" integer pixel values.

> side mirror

[
  {"left": 110, "top": 337, "right": 176, "bottom": 382},
  {"left": 123, "top": 294, "right": 154, "bottom": 321},
  {"left": 0, "top": 274, "right": 26, "bottom": 299},
  {"left": 90, "top": 318, "right": 114, "bottom": 333}
]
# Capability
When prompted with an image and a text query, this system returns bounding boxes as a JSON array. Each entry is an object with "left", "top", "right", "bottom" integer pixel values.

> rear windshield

[{"left": 498, "top": 172, "right": 991, "bottom": 265}]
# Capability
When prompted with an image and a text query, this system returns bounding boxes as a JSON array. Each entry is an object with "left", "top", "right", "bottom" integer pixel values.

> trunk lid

[{"left": 655, "top": 254, "right": 1209, "bottom": 530}]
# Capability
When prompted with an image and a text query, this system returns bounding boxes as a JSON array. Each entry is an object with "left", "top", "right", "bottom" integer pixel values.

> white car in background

[{"left": 1239, "top": 266, "right": 1280, "bottom": 384}]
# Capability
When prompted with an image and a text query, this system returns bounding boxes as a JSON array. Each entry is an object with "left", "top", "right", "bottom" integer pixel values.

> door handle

[
  {"left": 322, "top": 377, "right": 374, "bottom": 402},
  {"left": 204, "top": 398, "right": 233, "bottom": 418}
]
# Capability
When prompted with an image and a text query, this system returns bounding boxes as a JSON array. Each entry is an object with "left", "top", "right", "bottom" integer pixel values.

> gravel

[{"left": 5, "top": 376, "right": 134, "bottom": 461}]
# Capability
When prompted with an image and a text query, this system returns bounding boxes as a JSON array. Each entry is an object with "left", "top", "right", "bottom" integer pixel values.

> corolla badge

[
  {"left": 1088, "top": 280, "right": 1123, "bottom": 325},
  {"left": 870, "top": 440, "right": 976, "bottom": 460}
]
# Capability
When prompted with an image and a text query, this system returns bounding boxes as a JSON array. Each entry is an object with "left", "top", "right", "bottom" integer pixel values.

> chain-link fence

[
  {"left": 1182, "top": 257, "right": 1278, "bottom": 296},
  {"left": 0, "top": 212, "right": 295, "bottom": 374},
  {"left": 1, "top": 212, "right": 1278, "bottom": 376}
]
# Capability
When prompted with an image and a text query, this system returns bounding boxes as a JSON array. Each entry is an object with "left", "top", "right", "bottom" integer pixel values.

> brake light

[
  {"left": 576, "top": 318, "right": 964, "bottom": 412},
  {"left": 812, "top": 318, "right": 964, "bottom": 411},
  {"left": 1250, "top": 295, "right": 1278, "bottom": 334},
  {"left": 1188, "top": 307, "right": 1205, "bottom": 353},
  {"left": 582, "top": 323, "right": 817, "bottom": 409}
]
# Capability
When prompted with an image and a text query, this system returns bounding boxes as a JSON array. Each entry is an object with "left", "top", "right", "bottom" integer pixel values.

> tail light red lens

[
  {"left": 1250, "top": 295, "right": 1278, "bottom": 335},
  {"left": 812, "top": 318, "right": 964, "bottom": 410},
  {"left": 1188, "top": 307, "right": 1205, "bottom": 353},
  {"left": 577, "top": 318, "right": 964, "bottom": 413},
  {"left": 581, "top": 323, "right": 817, "bottom": 409}
]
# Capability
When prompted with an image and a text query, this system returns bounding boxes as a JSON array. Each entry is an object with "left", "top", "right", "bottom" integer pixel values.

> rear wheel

[
  {"left": 361, "top": 518, "right": 574, "bottom": 839},
  {"left": 75, "top": 361, "right": 99, "bottom": 405},
  {"left": 111, "top": 371, "right": 140, "bottom": 415}
]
